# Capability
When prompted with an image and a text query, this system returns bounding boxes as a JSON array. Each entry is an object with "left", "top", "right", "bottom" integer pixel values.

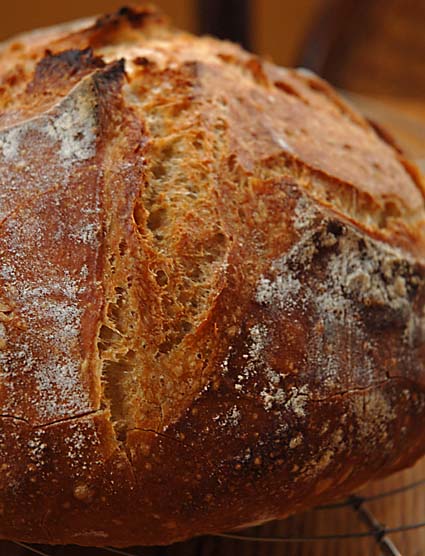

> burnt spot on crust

[
  {"left": 54, "top": 6, "right": 169, "bottom": 52},
  {"left": 325, "top": 220, "right": 345, "bottom": 239},
  {"left": 23, "top": 49, "right": 126, "bottom": 119},
  {"left": 90, "top": 59, "right": 127, "bottom": 133},
  {"left": 28, "top": 48, "right": 106, "bottom": 94},
  {"left": 94, "top": 5, "right": 166, "bottom": 32},
  {"left": 94, "top": 58, "right": 126, "bottom": 89}
]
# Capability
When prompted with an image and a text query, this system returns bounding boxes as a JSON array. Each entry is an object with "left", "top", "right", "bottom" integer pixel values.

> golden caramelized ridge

[{"left": 0, "top": 5, "right": 425, "bottom": 547}]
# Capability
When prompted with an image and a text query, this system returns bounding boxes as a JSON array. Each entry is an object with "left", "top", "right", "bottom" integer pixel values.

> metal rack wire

[{"left": 3, "top": 476, "right": 425, "bottom": 556}]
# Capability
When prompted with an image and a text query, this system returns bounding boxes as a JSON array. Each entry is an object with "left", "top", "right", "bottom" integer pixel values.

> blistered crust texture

[{"left": 1, "top": 6, "right": 425, "bottom": 547}]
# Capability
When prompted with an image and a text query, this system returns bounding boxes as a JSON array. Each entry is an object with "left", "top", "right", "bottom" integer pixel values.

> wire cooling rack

[{"left": 3, "top": 471, "right": 425, "bottom": 556}]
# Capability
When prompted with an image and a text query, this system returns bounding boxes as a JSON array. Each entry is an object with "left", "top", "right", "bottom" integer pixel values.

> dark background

[
  {"left": 1, "top": 0, "right": 425, "bottom": 100},
  {"left": 0, "top": 0, "right": 320, "bottom": 68}
]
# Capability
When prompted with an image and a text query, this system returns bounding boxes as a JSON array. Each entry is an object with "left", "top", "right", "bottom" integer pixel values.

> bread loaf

[{"left": 1, "top": 6, "right": 425, "bottom": 547}]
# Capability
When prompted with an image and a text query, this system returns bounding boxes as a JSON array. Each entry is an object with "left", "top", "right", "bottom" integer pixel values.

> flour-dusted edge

[{"left": 0, "top": 5, "right": 425, "bottom": 547}]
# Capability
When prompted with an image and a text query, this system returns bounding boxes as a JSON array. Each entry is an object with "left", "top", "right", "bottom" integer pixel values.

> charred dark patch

[
  {"left": 94, "top": 5, "right": 165, "bottom": 31},
  {"left": 361, "top": 303, "right": 410, "bottom": 331},
  {"left": 133, "top": 56, "right": 150, "bottom": 67},
  {"left": 326, "top": 220, "right": 345, "bottom": 238},
  {"left": 93, "top": 59, "right": 126, "bottom": 97},
  {"left": 28, "top": 48, "right": 105, "bottom": 94},
  {"left": 89, "top": 59, "right": 127, "bottom": 133}
]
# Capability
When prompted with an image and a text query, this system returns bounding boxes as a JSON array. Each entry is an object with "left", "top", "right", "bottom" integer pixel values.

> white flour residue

[
  {"left": 46, "top": 82, "right": 96, "bottom": 167},
  {"left": 235, "top": 323, "right": 270, "bottom": 390},
  {"left": 64, "top": 421, "right": 100, "bottom": 470},
  {"left": 293, "top": 195, "right": 317, "bottom": 232},
  {"left": 0, "top": 78, "right": 96, "bottom": 169},
  {"left": 254, "top": 194, "right": 422, "bottom": 388},
  {"left": 233, "top": 322, "right": 309, "bottom": 414},
  {"left": 11, "top": 266, "right": 84, "bottom": 347},
  {"left": 69, "top": 222, "right": 99, "bottom": 247},
  {"left": 0, "top": 127, "right": 23, "bottom": 161},
  {"left": 248, "top": 323, "right": 269, "bottom": 361},
  {"left": 220, "top": 343, "right": 234, "bottom": 375},
  {"left": 285, "top": 385, "right": 309, "bottom": 416},
  {"left": 0, "top": 75, "right": 103, "bottom": 424},
  {"left": 260, "top": 366, "right": 286, "bottom": 410},
  {"left": 256, "top": 274, "right": 301, "bottom": 310},
  {"left": 212, "top": 405, "right": 241, "bottom": 428},
  {"left": 0, "top": 77, "right": 98, "bottom": 224},
  {"left": 0, "top": 261, "right": 90, "bottom": 420},
  {"left": 27, "top": 430, "right": 48, "bottom": 467},
  {"left": 0, "top": 322, "right": 6, "bottom": 345},
  {"left": 261, "top": 383, "right": 309, "bottom": 414},
  {"left": 0, "top": 207, "right": 97, "bottom": 421}
]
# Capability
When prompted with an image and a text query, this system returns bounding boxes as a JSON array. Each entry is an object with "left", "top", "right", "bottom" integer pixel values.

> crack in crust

[{"left": 0, "top": 409, "right": 100, "bottom": 428}]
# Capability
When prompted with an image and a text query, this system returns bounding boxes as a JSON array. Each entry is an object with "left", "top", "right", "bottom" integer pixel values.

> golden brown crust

[{"left": 1, "top": 5, "right": 425, "bottom": 546}]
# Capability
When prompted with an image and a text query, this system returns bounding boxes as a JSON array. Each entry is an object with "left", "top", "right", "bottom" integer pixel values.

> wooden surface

[{"left": 0, "top": 93, "right": 425, "bottom": 556}]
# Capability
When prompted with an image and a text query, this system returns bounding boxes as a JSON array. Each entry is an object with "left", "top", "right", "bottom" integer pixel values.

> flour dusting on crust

[
  {"left": 0, "top": 76, "right": 102, "bottom": 425},
  {"left": 255, "top": 196, "right": 424, "bottom": 392},
  {"left": 0, "top": 78, "right": 96, "bottom": 168}
]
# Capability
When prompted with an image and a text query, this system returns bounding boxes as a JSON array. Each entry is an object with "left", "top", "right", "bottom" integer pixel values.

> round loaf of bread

[{"left": 1, "top": 6, "right": 425, "bottom": 547}]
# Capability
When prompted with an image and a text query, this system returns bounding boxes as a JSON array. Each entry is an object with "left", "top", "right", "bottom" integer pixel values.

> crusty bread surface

[{"left": 1, "top": 6, "right": 425, "bottom": 547}]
